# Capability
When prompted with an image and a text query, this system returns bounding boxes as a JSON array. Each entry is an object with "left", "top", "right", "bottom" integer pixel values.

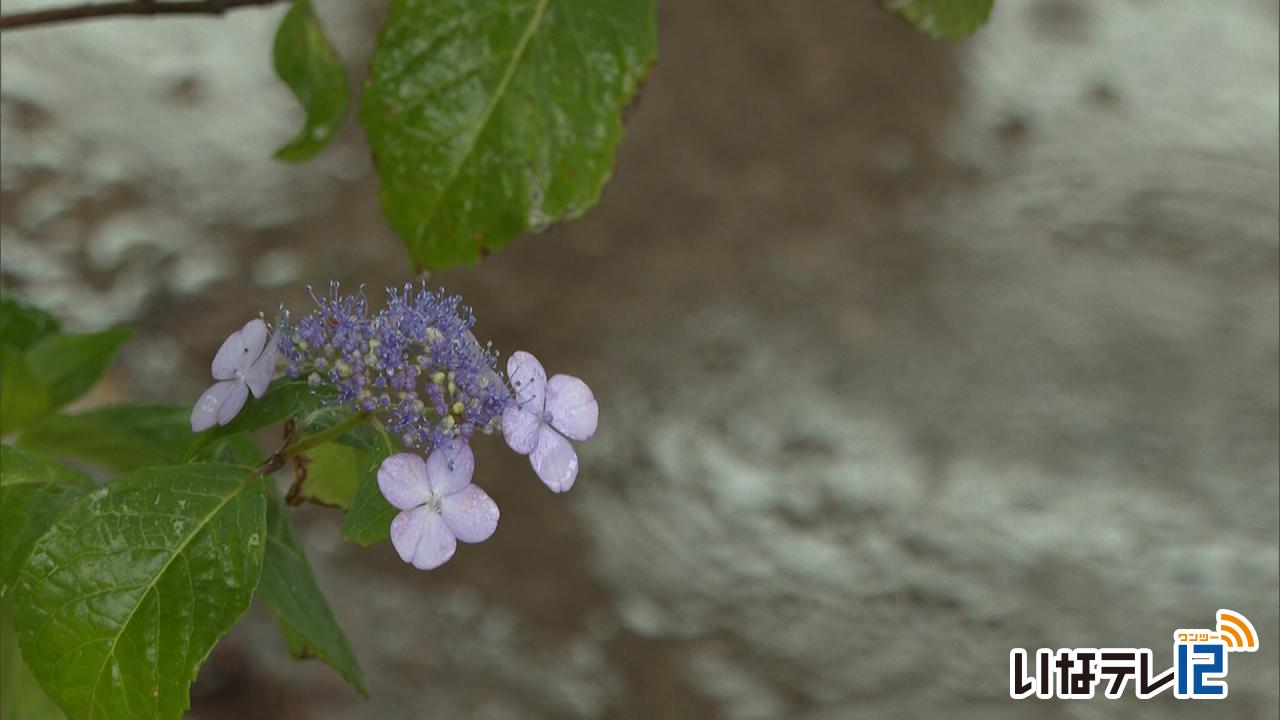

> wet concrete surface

[{"left": 1, "top": 1, "right": 1278, "bottom": 718}]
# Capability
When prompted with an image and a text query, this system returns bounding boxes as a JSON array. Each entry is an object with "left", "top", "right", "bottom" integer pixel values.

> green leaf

[
  {"left": 0, "top": 445, "right": 93, "bottom": 595},
  {"left": 0, "top": 293, "right": 61, "bottom": 436},
  {"left": 0, "top": 292, "right": 61, "bottom": 354},
  {"left": 303, "top": 407, "right": 383, "bottom": 450},
  {"left": 197, "top": 433, "right": 266, "bottom": 466},
  {"left": 24, "top": 328, "right": 132, "bottom": 409},
  {"left": 0, "top": 347, "right": 51, "bottom": 436},
  {"left": 20, "top": 405, "right": 265, "bottom": 472},
  {"left": 278, "top": 622, "right": 312, "bottom": 658},
  {"left": 883, "top": 0, "right": 994, "bottom": 39},
  {"left": 272, "top": 0, "right": 350, "bottom": 162},
  {"left": 360, "top": 0, "right": 657, "bottom": 269},
  {"left": 296, "top": 442, "right": 361, "bottom": 508},
  {"left": 2, "top": 598, "right": 64, "bottom": 720},
  {"left": 183, "top": 380, "right": 329, "bottom": 461},
  {"left": 18, "top": 405, "right": 193, "bottom": 472},
  {"left": 338, "top": 429, "right": 397, "bottom": 546},
  {"left": 0, "top": 295, "right": 64, "bottom": 436},
  {"left": 258, "top": 487, "right": 366, "bottom": 695},
  {"left": 14, "top": 464, "right": 267, "bottom": 720}
]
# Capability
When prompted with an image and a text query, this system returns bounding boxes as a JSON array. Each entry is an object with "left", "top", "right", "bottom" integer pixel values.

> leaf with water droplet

[
  {"left": 272, "top": 0, "right": 350, "bottom": 162},
  {"left": 361, "top": 0, "right": 657, "bottom": 269},
  {"left": 14, "top": 464, "right": 266, "bottom": 720}
]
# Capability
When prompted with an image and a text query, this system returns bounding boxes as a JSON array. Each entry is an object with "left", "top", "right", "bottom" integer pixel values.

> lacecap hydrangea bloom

[
  {"left": 189, "top": 282, "right": 598, "bottom": 570},
  {"left": 278, "top": 282, "right": 511, "bottom": 452}
]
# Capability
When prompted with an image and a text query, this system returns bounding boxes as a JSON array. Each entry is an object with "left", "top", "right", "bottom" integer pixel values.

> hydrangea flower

[
  {"left": 279, "top": 282, "right": 511, "bottom": 452},
  {"left": 377, "top": 441, "right": 499, "bottom": 570},
  {"left": 501, "top": 351, "right": 598, "bottom": 492},
  {"left": 186, "top": 283, "right": 601, "bottom": 571},
  {"left": 191, "top": 318, "right": 280, "bottom": 432}
]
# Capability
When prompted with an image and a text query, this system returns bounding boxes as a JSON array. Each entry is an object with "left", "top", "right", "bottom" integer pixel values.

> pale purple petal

[
  {"left": 440, "top": 485, "right": 499, "bottom": 543},
  {"left": 242, "top": 330, "right": 281, "bottom": 397},
  {"left": 211, "top": 319, "right": 269, "bottom": 379},
  {"left": 377, "top": 453, "right": 433, "bottom": 510},
  {"left": 218, "top": 382, "right": 250, "bottom": 427},
  {"left": 502, "top": 406, "right": 541, "bottom": 455},
  {"left": 238, "top": 317, "right": 270, "bottom": 358},
  {"left": 389, "top": 504, "right": 424, "bottom": 561},
  {"left": 390, "top": 507, "right": 426, "bottom": 564},
  {"left": 530, "top": 425, "right": 579, "bottom": 493},
  {"left": 391, "top": 506, "right": 457, "bottom": 568},
  {"left": 191, "top": 380, "right": 237, "bottom": 432},
  {"left": 210, "top": 329, "right": 247, "bottom": 380},
  {"left": 411, "top": 509, "right": 457, "bottom": 570},
  {"left": 545, "top": 374, "right": 599, "bottom": 442},
  {"left": 425, "top": 438, "right": 474, "bottom": 496},
  {"left": 507, "top": 350, "right": 547, "bottom": 412}
]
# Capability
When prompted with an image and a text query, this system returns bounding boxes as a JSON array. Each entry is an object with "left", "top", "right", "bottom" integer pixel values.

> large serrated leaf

[
  {"left": 258, "top": 487, "right": 366, "bottom": 695},
  {"left": 0, "top": 445, "right": 92, "bottom": 595},
  {"left": 14, "top": 465, "right": 267, "bottom": 720},
  {"left": 361, "top": 0, "right": 657, "bottom": 269},
  {"left": 272, "top": 0, "right": 350, "bottom": 162}
]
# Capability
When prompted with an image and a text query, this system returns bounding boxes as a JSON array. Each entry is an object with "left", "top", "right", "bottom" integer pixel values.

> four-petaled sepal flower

[
  {"left": 378, "top": 441, "right": 499, "bottom": 570},
  {"left": 501, "top": 351, "right": 598, "bottom": 492},
  {"left": 191, "top": 318, "right": 280, "bottom": 432}
]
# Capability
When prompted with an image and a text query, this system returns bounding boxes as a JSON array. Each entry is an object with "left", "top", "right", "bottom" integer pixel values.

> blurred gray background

[{"left": 1, "top": 1, "right": 1277, "bottom": 718}]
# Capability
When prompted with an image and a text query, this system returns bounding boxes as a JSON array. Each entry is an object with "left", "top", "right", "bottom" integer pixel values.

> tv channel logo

[{"left": 1010, "top": 609, "right": 1259, "bottom": 700}]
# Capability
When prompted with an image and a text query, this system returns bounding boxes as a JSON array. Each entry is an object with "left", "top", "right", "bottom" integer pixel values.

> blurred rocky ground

[{"left": 1, "top": 1, "right": 1277, "bottom": 718}]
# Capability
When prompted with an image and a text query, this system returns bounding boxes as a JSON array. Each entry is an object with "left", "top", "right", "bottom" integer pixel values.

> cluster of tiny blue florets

[{"left": 278, "top": 282, "right": 512, "bottom": 451}]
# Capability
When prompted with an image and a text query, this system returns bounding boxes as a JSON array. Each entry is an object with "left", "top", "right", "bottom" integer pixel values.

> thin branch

[{"left": 0, "top": 0, "right": 287, "bottom": 32}]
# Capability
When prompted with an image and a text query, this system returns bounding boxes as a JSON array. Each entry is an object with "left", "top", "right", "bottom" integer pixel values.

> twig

[
  {"left": 258, "top": 411, "right": 368, "bottom": 502},
  {"left": 284, "top": 453, "right": 310, "bottom": 506},
  {"left": 0, "top": 0, "right": 287, "bottom": 32}
]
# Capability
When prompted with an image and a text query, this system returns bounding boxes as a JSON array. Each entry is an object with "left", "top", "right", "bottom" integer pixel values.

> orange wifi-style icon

[{"left": 1217, "top": 610, "right": 1259, "bottom": 652}]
